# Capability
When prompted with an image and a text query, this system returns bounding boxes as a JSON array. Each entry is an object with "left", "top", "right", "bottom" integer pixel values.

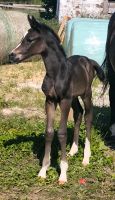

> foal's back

[{"left": 67, "top": 55, "right": 95, "bottom": 97}]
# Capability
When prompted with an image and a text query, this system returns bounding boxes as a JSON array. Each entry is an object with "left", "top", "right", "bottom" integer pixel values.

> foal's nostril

[
  {"left": 10, "top": 52, "right": 14, "bottom": 58},
  {"left": 9, "top": 52, "right": 15, "bottom": 62}
]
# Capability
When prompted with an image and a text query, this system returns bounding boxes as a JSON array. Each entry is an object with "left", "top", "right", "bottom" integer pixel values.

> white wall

[{"left": 57, "top": 0, "right": 107, "bottom": 22}]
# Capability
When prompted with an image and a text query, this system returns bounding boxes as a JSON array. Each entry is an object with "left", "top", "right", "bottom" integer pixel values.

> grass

[{"left": 0, "top": 62, "right": 115, "bottom": 200}]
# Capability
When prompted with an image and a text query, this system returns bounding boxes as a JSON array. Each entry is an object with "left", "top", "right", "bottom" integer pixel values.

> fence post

[{"left": 103, "top": 0, "right": 109, "bottom": 15}]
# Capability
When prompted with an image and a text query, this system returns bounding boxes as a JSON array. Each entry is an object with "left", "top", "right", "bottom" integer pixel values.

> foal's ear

[{"left": 27, "top": 15, "right": 41, "bottom": 31}]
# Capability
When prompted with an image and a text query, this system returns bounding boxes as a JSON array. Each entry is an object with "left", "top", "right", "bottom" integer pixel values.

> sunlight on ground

[{"left": 0, "top": 61, "right": 109, "bottom": 118}]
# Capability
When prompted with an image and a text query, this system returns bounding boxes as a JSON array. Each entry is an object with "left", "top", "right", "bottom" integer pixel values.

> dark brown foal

[{"left": 9, "top": 15, "right": 105, "bottom": 184}]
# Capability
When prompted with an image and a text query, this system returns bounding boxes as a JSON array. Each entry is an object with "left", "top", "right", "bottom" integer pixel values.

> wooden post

[
  {"left": 103, "top": 0, "right": 109, "bottom": 14},
  {"left": 58, "top": 16, "right": 71, "bottom": 44}
]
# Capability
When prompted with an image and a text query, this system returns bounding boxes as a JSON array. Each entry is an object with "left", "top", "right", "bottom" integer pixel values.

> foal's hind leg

[
  {"left": 58, "top": 98, "right": 71, "bottom": 184},
  {"left": 69, "top": 98, "right": 83, "bottom": 156},
  {"left": 82, "top": 93, "right": 93, "bottom": 166},
  {"left": 38, "top": 98, "right": 56, "bottom": 178}
]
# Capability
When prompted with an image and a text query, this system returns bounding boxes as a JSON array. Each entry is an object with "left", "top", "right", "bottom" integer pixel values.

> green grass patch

[
  {"left": 0, "top": 117, "right": 114, "bottom": 199},
  {"left": 0, "top": 62, "right": 114, "bottom": 199}
]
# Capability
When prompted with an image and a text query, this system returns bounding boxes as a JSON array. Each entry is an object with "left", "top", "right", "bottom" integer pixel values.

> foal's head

[{"left": 9, "top": 15, "right": 61, "bottom": 63}]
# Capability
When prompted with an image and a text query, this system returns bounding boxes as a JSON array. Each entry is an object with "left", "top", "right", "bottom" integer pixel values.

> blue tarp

[{"left": 64, "top": 18, "right": 109, "bottom": 65}]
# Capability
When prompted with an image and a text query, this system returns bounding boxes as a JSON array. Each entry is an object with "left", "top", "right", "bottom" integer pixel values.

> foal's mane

[
  {"left": 37, "top": 22, "right": 67, "bottom": 57},
  {"left": 41, "top": 23, "right": 61, "bottom": 43}
]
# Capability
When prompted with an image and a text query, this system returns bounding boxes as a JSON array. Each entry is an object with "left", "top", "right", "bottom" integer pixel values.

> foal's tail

[{"left": 91, "top": 59, "right": 105, "bottom": 82}]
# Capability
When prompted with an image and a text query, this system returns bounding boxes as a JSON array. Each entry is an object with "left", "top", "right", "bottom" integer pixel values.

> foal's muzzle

[{"left": 9, "top": 52, "right": 20, "bottom": 63}]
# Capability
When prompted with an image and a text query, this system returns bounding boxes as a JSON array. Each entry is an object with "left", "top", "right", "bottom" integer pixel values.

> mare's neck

[{"left": 41, "top": 45, "right": 67, "bottom": 78}]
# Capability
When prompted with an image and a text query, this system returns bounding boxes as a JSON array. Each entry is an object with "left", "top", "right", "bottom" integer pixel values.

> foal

[{"left": 9, "top": 15, "right": 105, "bottom": 184}]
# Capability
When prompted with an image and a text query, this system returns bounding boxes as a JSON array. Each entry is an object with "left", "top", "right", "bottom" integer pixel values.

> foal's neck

[{"left": 41, "top": 44, "right": 67, "bottom": 78}]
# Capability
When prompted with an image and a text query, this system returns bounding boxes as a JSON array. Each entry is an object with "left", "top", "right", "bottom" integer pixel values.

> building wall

[{"left": 57, "top": 0, "right": 108, "bottom": 22}]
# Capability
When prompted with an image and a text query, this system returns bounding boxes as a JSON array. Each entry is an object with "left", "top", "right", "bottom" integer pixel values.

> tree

[{"left": 41, "top": 0, "right": 57, "bottom": 19}]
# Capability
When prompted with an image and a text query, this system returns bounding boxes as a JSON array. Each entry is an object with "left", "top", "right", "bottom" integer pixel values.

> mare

[
  {"left": 102, "top": 12, "right": 115, "bottom": 136},
  {"left": 9, "top": 15, "right": 105, "bottom": 184}
]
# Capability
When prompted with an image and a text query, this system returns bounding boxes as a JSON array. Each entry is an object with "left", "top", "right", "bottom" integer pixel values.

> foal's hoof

[
  {"left": 58, "top": 176, "right": 67, "bottom": 185},
  {"left": 58, "top": 180, "right": 67, "bottom": 185},
  {"left": 38, "top": 175, "right": 46, "bottom": 179},
  {"left": 38, "top": 171, "right": 46, "bottom": 179},
  {"left": 68, "top": 151, "right": 77, "bottom": 157},
  {"left": 82, "top": 160, "right": 89, "bottom": 166},
  {"left": 68, "top": 144, "right": 78, "bottom": 156}
]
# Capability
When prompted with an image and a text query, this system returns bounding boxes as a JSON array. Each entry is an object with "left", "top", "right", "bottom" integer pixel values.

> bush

[{"left": 41, "top": 0, "right": 57, "bottom": 19}]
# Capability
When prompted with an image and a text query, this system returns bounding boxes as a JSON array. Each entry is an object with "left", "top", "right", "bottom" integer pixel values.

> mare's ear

[{"left": 27, "top": 15, "right": 41, "bottom": 31}]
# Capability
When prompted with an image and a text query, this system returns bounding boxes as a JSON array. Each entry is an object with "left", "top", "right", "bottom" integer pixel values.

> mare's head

[{"left": 9, "top": 15, "right": 61, "bottom": 63}]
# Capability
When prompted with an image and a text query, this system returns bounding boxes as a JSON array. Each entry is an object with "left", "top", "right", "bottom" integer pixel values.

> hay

[{"left": 0, "top": 10, "right": 29, "bottom": 64}]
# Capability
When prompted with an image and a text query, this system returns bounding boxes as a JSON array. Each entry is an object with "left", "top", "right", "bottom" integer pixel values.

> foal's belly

[{"left": 71, "top": 75, "right": 88, "bottom": 97}]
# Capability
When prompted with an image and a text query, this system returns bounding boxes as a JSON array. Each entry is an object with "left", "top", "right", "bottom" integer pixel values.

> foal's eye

[{"left": 27, "top": 38, "right": 32, "bottom": 43}]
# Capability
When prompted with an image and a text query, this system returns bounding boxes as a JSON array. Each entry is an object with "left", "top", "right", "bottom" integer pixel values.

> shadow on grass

[
  {"left": 93, "top": 106, "right": 115, "bottom": 150},
  {"left": 93, "top": 106, "right": 110, "bottom": 134},
  {"left": 3, "top": 133, "right": 45, "bottom": 164},
  {"left": 3, "top": 105, "right": 114, "bottom": 173},
  {"left": 3, "top": 129, "right": 74, "bottom": 174}
]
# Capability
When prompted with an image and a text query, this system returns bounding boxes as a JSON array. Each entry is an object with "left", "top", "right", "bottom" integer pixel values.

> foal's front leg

[
  {"left": 58, "top": 99, "right": 71, "bottom": 184},
  {"left": 38, "top": 98, "right": 56, "bottom": 179}
]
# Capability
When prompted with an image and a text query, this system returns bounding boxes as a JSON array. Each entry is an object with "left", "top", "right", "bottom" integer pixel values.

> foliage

[{"left": 41, "top": 0, "right": 57, "bottom": 19}]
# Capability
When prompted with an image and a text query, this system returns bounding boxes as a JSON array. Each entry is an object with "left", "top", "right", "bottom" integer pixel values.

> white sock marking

[
  {"left": 82, "top": 137, "right": 91, "bottom": 166},
  {"left": 38, "top": 156, "right": 50, "bottom": 179},
  {"left": 69, "top": 142, "right": 78, "bottom": 156},
  {"left": 59, "top": 160, "right": 68, "bottom": 183}
]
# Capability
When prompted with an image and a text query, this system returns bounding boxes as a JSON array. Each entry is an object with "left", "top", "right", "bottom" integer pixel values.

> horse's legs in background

[
  {"left": 58, "top": 99, "right": 71, "bottom": 184},
  {"left": 69, "top": 98, "right": 83, "bottom": 156},
  {"left": 109, "top": 89, "right": 115, "bottom": 136},
  {"left": 38, "top": 98, "right": 57, "bottom": 178},
  {"left": 109, "top": 69, "right": 115, "bottom": 136},
  {"left": 109, "top": 85, "right": 115, "bottom": 123},
  {"left": 82, "top": 93, "right": 93, "bottom": 166}
]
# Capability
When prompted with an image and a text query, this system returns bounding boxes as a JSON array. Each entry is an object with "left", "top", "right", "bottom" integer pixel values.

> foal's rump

[{"left": 68, "top": 55, "right": 105, "bottom": 84}]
